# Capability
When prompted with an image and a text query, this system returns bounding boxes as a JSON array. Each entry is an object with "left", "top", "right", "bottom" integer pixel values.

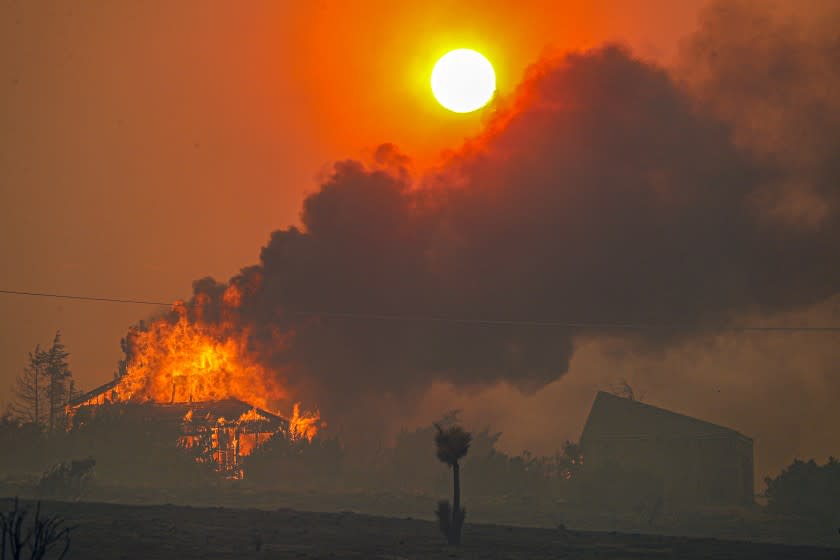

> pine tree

[
  {"left": 43, "top": 331, "right": 72, "bottom": 433},
  {"left": 11, "top": 345, "right": 48, "bottom": 428}
]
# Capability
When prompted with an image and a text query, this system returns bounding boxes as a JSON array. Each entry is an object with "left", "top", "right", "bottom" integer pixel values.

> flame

[
  {"left": 114, "top": 306, "right": 287, "bottom": 410},
  {"left": 236, "top": 408, "right": 266, "bottom": 423},
  {"left": 73, "top": 301, "right": 323, "bottom": 475},
  {"left": 289, "top": 403, "right": 322, "bottom": 442},
  {"left": 238, "top": 432, "right": 272, "bottom": 457}
]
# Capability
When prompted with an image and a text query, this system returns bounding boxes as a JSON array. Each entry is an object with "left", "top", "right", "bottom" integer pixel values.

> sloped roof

[
  {"left": 70, "top": 378, "right": 120, "bottom": 406},
  {"left": 69, "top": 380, "right": 284, "bottom": 427},
  {"left": 139, "top": 399, "right": 283, "bottom": 425},
  {"left": 580, "top": 391, "right": 751, "bottom": 443}
]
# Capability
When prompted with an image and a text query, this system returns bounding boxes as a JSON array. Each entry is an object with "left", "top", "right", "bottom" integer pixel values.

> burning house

[
  {"left": 69, "top": 384, "right": 290, "bottom": 478},
  {"left": 579, "top": 391, "right": 754, "bottom": 508},
  {"left": 67, "top": 300, "right": 321, "bottom": 478}
]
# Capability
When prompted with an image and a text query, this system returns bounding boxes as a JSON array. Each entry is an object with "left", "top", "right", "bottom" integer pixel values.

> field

[{"left": 3, "top": 498, "right": 838, "bottom": 560}]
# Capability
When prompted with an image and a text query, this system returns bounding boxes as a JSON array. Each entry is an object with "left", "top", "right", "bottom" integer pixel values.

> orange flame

[
  {"left": 115, "top": 306, "right": 287, "bottom": 410},
  {"left": 289, "top": 403, "right": 321, "bottom": 442},
  {"left": 238, "top": 432, "right": 272, "bottom": 457},
  {"left": 68, "top": 299, "right": 323, "bottom": 478},
  {"left": 236, "top": 408, "right": 266, "bottom": 423},
  {"left": 87, "top": 303, "right": 322, "bottom": 447}
]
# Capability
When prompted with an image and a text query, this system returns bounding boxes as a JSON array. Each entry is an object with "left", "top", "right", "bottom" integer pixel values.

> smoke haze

[
  {"left": 140, "top": 1, "right": 840, "bottom": 484},
  {"left": 3, "top": 0, "right": 839, "bottom": 486}
]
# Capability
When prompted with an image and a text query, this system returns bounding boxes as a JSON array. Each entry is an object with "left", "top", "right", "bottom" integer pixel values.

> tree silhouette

[
  {"left": 434, "top": 423, "right": 471, "bottom": 545},
  {"left": 11, "top": 332, "right": 74, "bottom": 433},
  {"left": 11, "top": 345, "right": 47, "bottom": 428},
  {"left": 43, "top": 332, "right": 72, "bottom": 433}
]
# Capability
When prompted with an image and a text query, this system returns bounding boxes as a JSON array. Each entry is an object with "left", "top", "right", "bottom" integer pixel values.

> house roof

[
  {"left": 138, "top": 399, "right": 283, "bottom": 424},
  {"left": 580, "top": 391, "right": 751, "bottom": 443},
  {"left": 69, "top": 380, "right": 284, "bottom": 427},
  {"left": 70, "top": 378, "right": 120, "bottom": 406}
]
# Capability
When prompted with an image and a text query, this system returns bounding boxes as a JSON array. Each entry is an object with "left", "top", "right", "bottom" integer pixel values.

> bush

[
  {"left": 55, "top": 403, "right": 216, "bottom": 487},
  {"left": 0, "top": 497, "right": 73, "bottom": 560},
  {"left": 764, "top": 457, "right": 840, "bottom": 523},
  {"left": 435, "top": 499, "right": 466, "bottom": 545},
  {"left": 388, "top": 415, "right": 573, "bottom": 498},
  {"left": 37, "top": 458, "right": 95, "bottom": 500},
  {"left": 0, "top": 415, "right": 48, "bottom": 476},
  {"left": 569, "top": 462, "right": 664, "bottom": 510},
  {"left": 242, "top": 433, "right": 344, "bottom": 488}
]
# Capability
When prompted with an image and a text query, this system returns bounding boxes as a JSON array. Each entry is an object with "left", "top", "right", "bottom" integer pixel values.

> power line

[
  {"left": 2, "top": 288, "right": 840, "bottom": 332},
  {"left": 0, "top": 289, "right": 172, "bottom": 307},
  {"left": 292, "top": 310, "right": 840, "bottom": 332}
]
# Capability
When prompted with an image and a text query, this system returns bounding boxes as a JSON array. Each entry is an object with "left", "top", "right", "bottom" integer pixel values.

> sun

[{"left": 431, "top": 49, "right": 496, "bottom": 113}]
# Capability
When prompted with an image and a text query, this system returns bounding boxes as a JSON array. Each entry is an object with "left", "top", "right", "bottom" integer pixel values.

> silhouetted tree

[
  {"left": 11, "top": 345, "right": 47, "bottom": 428},
  {"left": 434, "top": 423, "right": 471, "bottom": 545},
  {"left": 10, "top": 333, "right": 74, "bottom": 433},
  {"left": 42, "top": 332, "right": 72, "bottom": 433}
]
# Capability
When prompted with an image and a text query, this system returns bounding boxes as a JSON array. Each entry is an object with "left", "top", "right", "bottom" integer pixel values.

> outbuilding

[{"left": 580, "top": 391, "right": 753, "bottom": 507}]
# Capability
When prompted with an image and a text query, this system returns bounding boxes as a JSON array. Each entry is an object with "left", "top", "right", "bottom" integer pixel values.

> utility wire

[
  {"left": 2, "top": 288, "right": 840, "bottom": 332},
  {"left": 292, "top": 310, "right": 840, "bottom": 332},
  {"left": 0, "top": 289, "right": 172, "bottom": 307}
]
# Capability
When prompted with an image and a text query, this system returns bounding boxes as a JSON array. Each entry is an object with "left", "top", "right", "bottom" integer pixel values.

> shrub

[
  {"left": 242, "top": 433, "right": 343, "bottom": 488},
  {"left": 0, "top": 497, "right": 73, "bottom": 560},
  {"left": 764, "top": 457, "right": 840, "bottom": 523},
  {"left": 0, "top": 416, "right": 48, "bottom": 476},
  {"left": 569, "top": 462, "right": 664, "bottom": 510},
  {"left": 37, "top": 458, "right": 95, "bottom": 500}
]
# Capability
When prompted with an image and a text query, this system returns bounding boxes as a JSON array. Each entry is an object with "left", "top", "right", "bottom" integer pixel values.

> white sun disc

[{"left": 431, "top": 49, "right": 496, "bottom": 113}]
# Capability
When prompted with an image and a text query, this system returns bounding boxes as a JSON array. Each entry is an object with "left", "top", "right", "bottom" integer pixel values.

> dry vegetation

[{"left": 0, "top": 498, "right": 835, "bottom": 560}]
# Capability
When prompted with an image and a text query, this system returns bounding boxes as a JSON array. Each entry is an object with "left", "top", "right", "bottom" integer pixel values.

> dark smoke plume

[{"left": 172, "top": 1, "right": 840, "bottom": 429}]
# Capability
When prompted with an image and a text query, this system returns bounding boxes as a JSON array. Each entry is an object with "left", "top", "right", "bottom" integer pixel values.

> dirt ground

[{"left": 3, "top": 498, "right": 838, "bottom": 560}]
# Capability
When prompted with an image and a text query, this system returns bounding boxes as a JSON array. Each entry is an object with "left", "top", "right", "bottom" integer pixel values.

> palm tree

[{"left": 434, "top": 423, "right": 471, "bottom": 545}]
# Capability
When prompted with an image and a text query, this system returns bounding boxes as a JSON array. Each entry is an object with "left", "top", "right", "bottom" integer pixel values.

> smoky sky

[{"left": 176, "top": 0, "right": 840, "bottom": 421}]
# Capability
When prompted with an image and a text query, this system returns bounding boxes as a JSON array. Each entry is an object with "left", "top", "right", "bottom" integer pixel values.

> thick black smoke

[
  {"left": 680, "top": 0, "right": 840, "bottom": 234},
  {"left": 183, "top": 1, "right": 840, "bottom": 424}
]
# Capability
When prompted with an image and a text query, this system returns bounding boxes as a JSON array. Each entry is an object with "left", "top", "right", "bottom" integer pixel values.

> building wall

[
  {"left": 735, "top": 436, "right": 754, "bottom": 505},
  {"left": 581, "top": 434, "right": 753, "bottom": 508}
]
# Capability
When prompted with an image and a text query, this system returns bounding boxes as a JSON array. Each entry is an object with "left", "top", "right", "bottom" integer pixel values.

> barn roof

[{"left": 580, "top": 391, "right": 751, "bottom": 443}]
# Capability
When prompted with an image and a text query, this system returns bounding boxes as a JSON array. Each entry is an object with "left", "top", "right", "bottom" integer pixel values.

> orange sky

[
  {"left": 291, "top": 0, "right": 705, "bottom": 162},
  {"left": 0, "top": 1, "right": 704, "bottom": 414}
]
